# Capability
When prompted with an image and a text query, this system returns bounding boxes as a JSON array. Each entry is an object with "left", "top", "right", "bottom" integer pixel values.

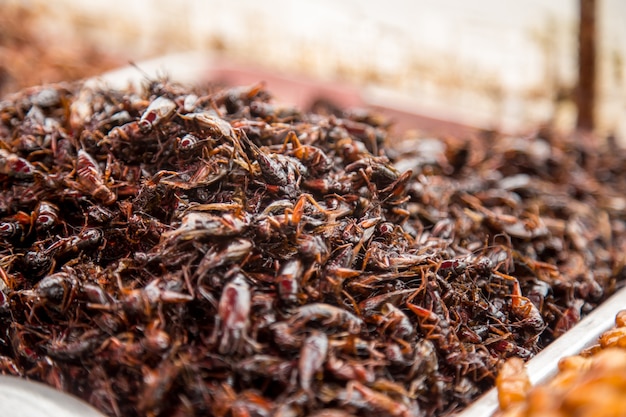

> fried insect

[
  {"left": 494, "top": 271, "right": 545, "bottom": 332},
  {"left": 74, "top": 149, "right": 116, "bottom": 205},
  {"left": 298, "top": 330, "right": 328, "bottom": 393},
  {"left": 212, "top": 270, "right": 253, "bottom": 355},
  {"left": 120, "top": 278, "right": 193, "bottom": 317},
  {"left": 21, "top": 268, "right": 113, "bottom": 313},
  {"left": 288, "top": 303, "right": 363, "bottom": 334},
  {"left": 34, "top": 201, "right": 61, "bottom": 233},
  {"left": 276, "top": 258, "right": 303, "bottom": 305},
  {"left": 0, "top": 149, "right": 38, "bottom": 179},
  {"left": 138, "top": 96, "right": 176, "bottom": 133}
]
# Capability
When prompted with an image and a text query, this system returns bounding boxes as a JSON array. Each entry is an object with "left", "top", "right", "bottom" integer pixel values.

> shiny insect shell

[
  {"left": 75, "top": 149, "right": 116, "bottom": 205},
  {"left": 0, "top": 149, "right": 37, "bottom": 179},
  {"left": 214, "top": 272, "right": 252, "bottom": 354},
  {"left": 138, "top": 96, "right": 177, "bottom": 133}
]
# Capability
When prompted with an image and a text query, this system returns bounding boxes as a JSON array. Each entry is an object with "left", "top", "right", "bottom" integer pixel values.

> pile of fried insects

[{"left": 0, "top": 79, "right": 625, "bottom": 417}]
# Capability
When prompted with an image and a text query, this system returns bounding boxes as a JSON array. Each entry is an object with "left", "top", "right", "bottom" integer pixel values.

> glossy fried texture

[{"left": 1, "top": 79, "right": 626, "bottom": 416}]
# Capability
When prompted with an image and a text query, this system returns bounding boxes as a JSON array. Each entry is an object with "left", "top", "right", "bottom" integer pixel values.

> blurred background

[{"left": 1, "top": 0, "right": 625, "bottom": 140}]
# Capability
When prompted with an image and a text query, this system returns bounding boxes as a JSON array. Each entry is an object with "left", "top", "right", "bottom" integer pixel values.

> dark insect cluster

[{"left": 0, "top": 79, "right": 625, "bottom": 417}]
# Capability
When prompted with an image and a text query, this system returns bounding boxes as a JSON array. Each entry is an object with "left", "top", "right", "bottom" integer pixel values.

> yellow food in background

[{"left": 496, "top": 309, "right": 626, "bottom": 417}]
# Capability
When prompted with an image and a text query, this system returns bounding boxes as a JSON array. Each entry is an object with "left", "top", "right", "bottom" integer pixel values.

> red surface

[{"left": 206, "top": 60, "right": 484, "bottom": 138}]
